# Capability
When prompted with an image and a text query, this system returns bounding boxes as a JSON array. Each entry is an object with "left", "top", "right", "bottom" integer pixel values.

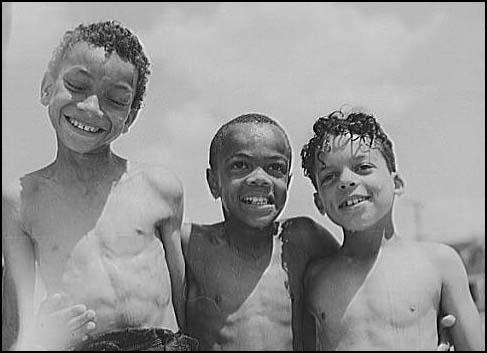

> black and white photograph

[{"left": 2, "top": 2, "right": 484, "bottom": 351}]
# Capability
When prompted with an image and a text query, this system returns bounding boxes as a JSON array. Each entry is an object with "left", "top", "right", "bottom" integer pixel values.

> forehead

[
  {"left": 59, "top": 41, "right": 137, "bottom": 86},
  {"left": 316, "top": 134, "right": 385, "bottom": 166},
  {"left": 220, "top": 123, "right": 291, "bottom": 160}
]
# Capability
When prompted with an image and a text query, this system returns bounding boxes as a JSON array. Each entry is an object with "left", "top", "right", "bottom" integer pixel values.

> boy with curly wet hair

[
  {"left": 301, "top": 108, "right": 483, "bottom": 350},
  {"left": 2, "top": 21, "right": 196, "bottom": 350}
]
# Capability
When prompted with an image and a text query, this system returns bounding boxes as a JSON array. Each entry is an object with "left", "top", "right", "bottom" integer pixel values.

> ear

[
  {"left": 206, "top": 168, "right": 220, "bottom": 199},
  {"left": 392, "top": 172, "right": 405, "bottom": 196},
  {"left": 40, "top": 72, "right": 54, "bottom": 106},
  {"left": 122, "top": 108, "right": 138, "bottom": 134},
  {"left": 313, "top": 192, "right": 325, "bottom": 215}
]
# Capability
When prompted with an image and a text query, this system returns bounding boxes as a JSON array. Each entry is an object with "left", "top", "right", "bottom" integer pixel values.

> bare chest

[
  {"left": 308, "top": 249, "right": 441, "bottom": 341},
  {"left": 23, "top": 176, "right": 172, "bottom": 292},
  {"left": 187, "top": 236, "right": 293, "bottom": 349}
]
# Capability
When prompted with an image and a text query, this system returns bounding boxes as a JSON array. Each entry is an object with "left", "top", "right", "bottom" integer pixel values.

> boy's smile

[
  {"left": 313, "top": 134, "right": 403, "bottom": 231},
  {"left": 42, "top": 42, "right": 137, "bottom": 154},
  {"left": 208, "top": 123, "right": 291, "bottom": 229}
]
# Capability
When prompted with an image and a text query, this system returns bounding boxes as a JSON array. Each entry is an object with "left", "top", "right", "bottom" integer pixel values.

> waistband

[{"left": 73, "top": 327, "right": 198, "bottom": 351}]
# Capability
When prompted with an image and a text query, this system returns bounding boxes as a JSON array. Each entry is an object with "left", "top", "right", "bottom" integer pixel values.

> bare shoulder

[
  {"left": 2, "top": 178, "right": 22, "bottom": 208},
  {"left": 183, "top": 222, "right": 225, "bottom": 265},
  {"left": 127, "top": 161, "right": 183, "bottom": 202},
  {"left": 418, "top": 240, "right": 466, "bottom": 274},
  {"left": 304, "top": 249, "right": 338, "bottom": 285},
  {"left": 188, "top": 222, "right": 225, "bottom": 245},
  {"left": 281, "top": 216, "right": 340, "bottom": 256},
  {"left": 2, "top": 178, "right": 28, "bottom": 238},
  {"left": 398, "top": 239, "right": 465, "bottom": 278},
  {"left": 408, "top": 240, "right": 460, "bottom": 262}
]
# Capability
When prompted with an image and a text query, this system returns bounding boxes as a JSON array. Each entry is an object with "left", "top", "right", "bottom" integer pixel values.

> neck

[
  {"left": 223, "top": 214, "right": 276, "bottom": 258},
  {"left": 341, "top": 211, "right": 397, "bottom": 259},
  {"left": 50, "top": 143, "right": 126, "bottom": 184}
]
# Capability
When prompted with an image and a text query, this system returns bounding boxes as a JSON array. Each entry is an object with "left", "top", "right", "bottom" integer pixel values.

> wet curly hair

[
  {"left": 47, "top": 20, "right": 151, "bottom": 114},
  {"left": 301, "top": 108, "right": 396, "bottom": 189},
  {"left": 209, "top": 113, "right": 292, "bottom": 170}
]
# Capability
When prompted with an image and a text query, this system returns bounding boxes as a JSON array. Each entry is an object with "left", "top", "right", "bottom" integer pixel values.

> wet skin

[
  {"left": 2, "top": 42, "right": 183, "bottom": 349},
  {"left": 180, "top": 123, "right": 340, "bottom": 350},
  {"left": 305, "top": 135, "right": 484, "bottom": 350}
]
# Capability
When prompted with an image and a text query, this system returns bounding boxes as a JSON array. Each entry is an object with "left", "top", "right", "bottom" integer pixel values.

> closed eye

[
  {"left": 320, "top": 173, "right": 336, "bottom": 186},
  {"left": 64, "top": 80, "right": 85, "bottom": 92},
  {"left": 107, "top": 97, "right": 130, "bottom": 107},
  {"left": 356, "top": 163, "right": 374, "bottom": 174}
]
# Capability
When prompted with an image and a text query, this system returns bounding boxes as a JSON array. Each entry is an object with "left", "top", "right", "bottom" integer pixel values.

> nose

[
  {"left": 245, "top": 167, "right": 272, "bottom": 187},
  {"left": 337, "top": 169, "right": 357, "bottom": 191},
  {"left": 77, "top": 95, "right": 103, "bottom": 118}
]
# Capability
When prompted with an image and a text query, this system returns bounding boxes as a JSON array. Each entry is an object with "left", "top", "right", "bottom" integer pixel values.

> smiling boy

[
  {"left": 301, "top": 109, "right": 484, "bottom": 350},
  {"left": 2, "top": 21, "right": 195, "bottom": 350},
  {"left": 178, "top": 113, "right": 340, "bottom": 350}
]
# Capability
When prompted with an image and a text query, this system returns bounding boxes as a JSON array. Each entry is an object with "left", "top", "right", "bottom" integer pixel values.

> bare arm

[
  {"left": 156, "top": 178, "right": 187, "bottom": 332},
  {"left": 437, "top": 244, "right": 484, "bottom": 350},
  {"left": 302, "top": 300, "right": 318, "bottom": 351},
  {"left": 302, "top": 260, "right": 321, "bottom": 351},
  {"left": 2, "top": 186, "right": 36, "bottom": 349}
]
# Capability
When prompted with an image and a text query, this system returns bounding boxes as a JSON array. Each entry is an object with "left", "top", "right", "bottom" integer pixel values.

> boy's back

[
  {"left": 183, "top": 217, "right": 339, "bottom": 350},
  {"left": 305, "top": 238, "right": 477, "bottom": 350}
]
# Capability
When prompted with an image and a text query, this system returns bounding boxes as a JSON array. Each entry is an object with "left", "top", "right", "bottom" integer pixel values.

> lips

[{"left": 339, "top": 195, "right": 370, "bottom": 209}]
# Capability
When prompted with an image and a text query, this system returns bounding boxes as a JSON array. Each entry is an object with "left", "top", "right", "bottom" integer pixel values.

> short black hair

[
  {"left": 209, "top": 113, "right": 292, "bottom": 170},
  {"left": 47, "top": 20, "right": 151, "bottom": 115},
  {"left": 301, "top": 108, "right": 396, "bottom": 189}
]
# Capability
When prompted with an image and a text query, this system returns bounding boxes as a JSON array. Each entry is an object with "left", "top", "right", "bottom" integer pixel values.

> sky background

[{"left": 2, "top": 2, "right": 485, "bottom": 245}]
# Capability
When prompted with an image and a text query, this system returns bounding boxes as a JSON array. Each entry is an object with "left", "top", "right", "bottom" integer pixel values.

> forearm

[
  {"left": 157, "top": 221, "right": 187, "bottom": 331},
  {"left": 3, "top": 239, "right": 37, "bottom": 348},
  {"left": 164, "top": 233, "right": 187, "bottom": 331}
]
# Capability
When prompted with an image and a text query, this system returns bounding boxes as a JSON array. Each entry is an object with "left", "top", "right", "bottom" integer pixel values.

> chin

[{"left": 243, "top": 215, "right": 278, "bottom": 230}]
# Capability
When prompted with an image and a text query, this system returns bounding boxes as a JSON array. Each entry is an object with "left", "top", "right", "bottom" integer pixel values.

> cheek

[{"left": 107, "top": 110, "right": 131, "bottom": 128}]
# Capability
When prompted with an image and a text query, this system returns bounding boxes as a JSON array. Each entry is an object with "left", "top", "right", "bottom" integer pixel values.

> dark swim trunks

[{"left": 73, "top": 328, "right": 198, "bottom": 351}]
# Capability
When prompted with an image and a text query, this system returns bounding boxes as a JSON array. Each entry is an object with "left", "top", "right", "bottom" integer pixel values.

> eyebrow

[
  {"left": 224, "top": 153, "right": 288, "bottom": 163},
  {"left": 317, "top": 154, "right": 375, "bottom": 171}
]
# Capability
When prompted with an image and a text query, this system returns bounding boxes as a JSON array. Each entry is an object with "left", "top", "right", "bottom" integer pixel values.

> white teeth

[
  {"left": 242, "top": 196, "right": 269, "bottom": 205},
  {"left": 342, "top": 197, "right": 368, "bottom": 208},
  {"left": 68, "top": 117, "right": 100, "bottom": 133}
]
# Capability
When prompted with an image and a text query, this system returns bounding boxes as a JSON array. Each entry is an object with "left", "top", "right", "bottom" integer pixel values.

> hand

[
  {"left": 32, "top": 293, "right": 97, "bottom": 350},
  {"left": 437, "top": 314, "right": 456, "bottom": 351}
]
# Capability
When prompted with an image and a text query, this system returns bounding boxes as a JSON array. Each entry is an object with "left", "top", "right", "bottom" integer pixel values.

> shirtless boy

[
  {"left": 178, "top": 113, "right": 340, "bottom": 350},
  {"left": 301, "top": 108, "right": 484, "bottom": 350},
  {"left": 2, "top": 21, "right": 195, "bottom": 350}
]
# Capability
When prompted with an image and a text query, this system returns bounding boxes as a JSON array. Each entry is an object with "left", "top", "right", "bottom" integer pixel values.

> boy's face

[
  {"left": 313, "top": 134, "right": 403, "bottom": 232},
  {"left": 41, "top": 41, "right": 138, "bottom": 154},
  {"left": 207, "top": 123, "right": 291, "bottom": 229}
]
